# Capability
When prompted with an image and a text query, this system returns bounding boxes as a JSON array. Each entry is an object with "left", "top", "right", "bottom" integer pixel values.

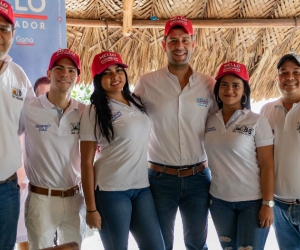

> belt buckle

[
  {"left": 294, "top": 199, "right": 300, "bottom": 205},
  {"left": 177, "top": 167, "right": 188, "bottom": 177},
  {"left": 61, "top": 190, "right": 66, "bottom": 198}
]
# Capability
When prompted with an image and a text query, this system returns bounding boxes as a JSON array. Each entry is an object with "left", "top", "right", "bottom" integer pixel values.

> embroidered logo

[
  {"left": 35, "top": 124, "right": 51, "bottom": 132},
  {"left": 70, "top": 122, "right": 80, "bottom": 134},
  {"left": 196, "top": 98, "right": 209, "bottom": 107},
  {"left": 205, "top": 127, "right": 216, "bottom": 133},
  {"left": 297, "top": 122, "right": 300, "bottom": 133},
  {"left": 232, "top": 124, "right": 254, "bottom": 136},
  {"left": 11, "top": 87, "right": 23, "bottom": 101},
  {"left": 112, "top": 111, "right": 122, "bottom": 122}
]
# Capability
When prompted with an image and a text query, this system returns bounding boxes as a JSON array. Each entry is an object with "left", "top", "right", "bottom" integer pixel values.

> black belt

[
  {"left": 0, "top": 173, "right": 17, "bottom": 184},
  {"left": 275, "top": 197, "right": 300, "bottom": 205}
]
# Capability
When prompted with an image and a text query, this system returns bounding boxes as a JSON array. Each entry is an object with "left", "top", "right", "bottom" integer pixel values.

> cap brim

[
  {"left": 216, "top": 72, "right": 249, "bottom": 83},
  {"left": 277, "top": 54, "right": 300, "bottom": 69},
  {"left": 95, "top": 62, "right": 128, "bottom": 76},
  {"left": 50, "top": 54, "right": 80, "bottom": 74},
  {"left": 0, "top": 13, "right": 14, "bottom": 25}
]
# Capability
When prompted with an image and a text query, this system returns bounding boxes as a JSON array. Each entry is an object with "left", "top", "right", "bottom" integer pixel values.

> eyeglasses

[{"left": 0, "top": 25, "right": 13, "bottom": 33}]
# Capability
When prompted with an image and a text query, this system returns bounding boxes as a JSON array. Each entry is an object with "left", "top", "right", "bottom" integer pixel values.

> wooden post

[{"left": 122, "top": 0, "right": 134, "bottom": 36}]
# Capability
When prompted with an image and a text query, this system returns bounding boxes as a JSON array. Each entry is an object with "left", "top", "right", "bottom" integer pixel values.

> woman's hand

[
  {"left": 86, "top": 211, "right": 102, "bottom": 230},
  {"left": 259, "top": 205, "right": 274, "bottom": 228}
]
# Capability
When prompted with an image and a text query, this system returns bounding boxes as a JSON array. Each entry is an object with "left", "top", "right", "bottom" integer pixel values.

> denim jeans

[
  {"left": 0, "top": 178, "right": 20, "bottom": 250},
  {"left": 95, "top": 187, "right": 165, "bottom": 250},
  {"left": 210, "top": 196, "right": 270, "bottom": 250},
  {"left": 273, "top": 199, "right": 300, "bottom": 250},
  {"left": 148, "top": 167, "right": 211, "bottom": 250}
]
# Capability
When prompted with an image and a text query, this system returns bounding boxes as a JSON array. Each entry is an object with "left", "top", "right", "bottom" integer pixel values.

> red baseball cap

[
  {"left": 0, "top": 1, "right": 14, "bottom": 25},
  {"left": 91, "top": 51, "right": 128, "bottom": 78},
  {"left": 48, "top": 49, "right": 81, "bottom": 75},
  {"left": 164, "top": 16, "right": 194, "bottom": 36},
  {"left": 216, "top": 61, "right": 249, "bottom": 83}
]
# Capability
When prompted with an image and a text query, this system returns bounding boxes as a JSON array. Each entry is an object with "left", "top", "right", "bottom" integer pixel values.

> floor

[{"left": 82, "top": 212, "right": 279, "bottom": 250}]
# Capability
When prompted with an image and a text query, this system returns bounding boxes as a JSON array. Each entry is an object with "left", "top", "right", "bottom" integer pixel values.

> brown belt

[
  {"left": 148, "top": 161, "right": 208, "bottom": 178},
  {"left": 0, "top": 173, "right": 17, "bottom": 184},
  {"left": 29, "top": 183, "right": 80, "bottom": 198}
]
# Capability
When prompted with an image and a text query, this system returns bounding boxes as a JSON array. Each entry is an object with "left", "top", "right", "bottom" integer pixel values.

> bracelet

[{"left": 86, "top": 209, "right": 97, "bottom": 213}]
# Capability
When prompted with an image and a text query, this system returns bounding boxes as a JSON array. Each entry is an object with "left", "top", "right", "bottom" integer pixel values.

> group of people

[{"left": 0, "top": 0, "right": 299, "bottom": 250}]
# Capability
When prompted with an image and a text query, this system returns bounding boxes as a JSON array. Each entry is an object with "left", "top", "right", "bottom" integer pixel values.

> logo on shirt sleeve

[
  {"left": 205, "top": 127, "right": 216, "bottom": 133},
  {"left": 196, "top": 98, "right": 208, "bottom": 107},
  {"left": 232, "top": 124, "right": 254, "bottom": 136},
  {"left": 70, "top": 122, "right": 80, "bottom": 134},
  {"left": 11, "top": 86, "right": 23, "bottom": 101},
  {"left": 112, "top": 111, "right": 122, "bottom": 122}
]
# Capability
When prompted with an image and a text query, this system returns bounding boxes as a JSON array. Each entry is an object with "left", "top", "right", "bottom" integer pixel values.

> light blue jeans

[
  {"left": 0, "top": 178, "right": 20, "bottom": 250},
  {"left": 273, "top": 199, "right": 300, "bottom": 250},
  {"left": 149, "top": 167, "right": 211, "bottom": 250},
  {"left": 95, "top": 187, "right": 165, "bottom": 250},
  {"left": 210, "top": 196, "right": 270, "bottom": 250}
]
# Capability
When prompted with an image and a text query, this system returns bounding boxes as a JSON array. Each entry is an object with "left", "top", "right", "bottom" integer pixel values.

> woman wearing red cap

[
  {"left": 80, "top": 51, "right": 165, "bottom": 250},
  {"left": 204, "top": 62, "right": 274, "bottom": 249}
]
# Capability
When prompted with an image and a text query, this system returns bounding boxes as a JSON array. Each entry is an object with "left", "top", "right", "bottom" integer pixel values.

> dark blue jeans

[
  {"left": 210, "top": 196, "right": 270, "bottom": 250},
  {"left": 149, "top": 167, "right": 211, "bottom": 250},
  {"left": 95, "top": 187, "right": 165, "bottom": 250},
  {"left": 0, "top": 178, "right": 20, "bottom": 250},
  {"left": 273, "top": 199, "right": 300, "bottom": 250}
]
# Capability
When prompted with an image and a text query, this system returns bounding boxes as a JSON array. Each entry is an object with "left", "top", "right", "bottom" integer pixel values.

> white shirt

[
  {"left": 0, "top": 55, "right": 34, "bottom": 180},
  {"left": 80, "top": 100, "right": 151, "bottom": 191},
  {"left": 261, "top": 98, "right": 300, "bottom": 199},
  {"left": 135, "top": 66, "right": 216, "bottom": 166},
  {"left": 205, "top": 109, "right": 274, "bottom": 202},
  {"left": 19, "top": 94, "right": 85, "bottom": 188}
]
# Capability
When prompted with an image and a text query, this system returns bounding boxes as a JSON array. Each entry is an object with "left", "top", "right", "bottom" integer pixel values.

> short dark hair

[
  {"left": 213, "top": 78, "right": 251, "bottom": 110},
  {"left": 33, "top": 76, "right": 50, "bottom": 95}
]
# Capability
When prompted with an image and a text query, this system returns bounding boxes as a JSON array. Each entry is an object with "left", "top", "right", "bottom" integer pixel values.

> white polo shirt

[
  {"left": 19, "top": 94, "right": 85, "bottom": 188},
  {"left": 204, "top": 109, "right": 274, "bottom": 202},
  {"left": 135, "top": 66, "right": 216, "bottom": 166},
  {"left": 261, "top": 98, "right": 300, "bottom": 199},
  {"left": 0, "top": 55, "right": 34, "bottom": 180},
  {"left": 80, "top": 100, "right": 151, "bottom": 191}
]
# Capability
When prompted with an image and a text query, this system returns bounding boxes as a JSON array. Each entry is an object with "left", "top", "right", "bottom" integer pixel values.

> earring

[
  {"left": 216, "top": 95, "right": 222, "bottom": 103},
  {"left": 242, "top": 94, "right": 247, "bottom": 105}
]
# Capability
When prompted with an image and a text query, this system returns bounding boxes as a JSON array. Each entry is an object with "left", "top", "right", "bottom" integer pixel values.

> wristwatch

[{"left": 262, "top": 200, "right": 275, "bottom": 208}]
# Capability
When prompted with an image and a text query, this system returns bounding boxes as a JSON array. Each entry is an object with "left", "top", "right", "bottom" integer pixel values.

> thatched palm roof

[{"left": 66, "top": 0, "right": 300, "bottom": 101}]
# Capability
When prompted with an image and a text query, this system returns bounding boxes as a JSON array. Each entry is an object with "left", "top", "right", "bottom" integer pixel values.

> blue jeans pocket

[
  {"left": 197, "top": 166, "right": 211, "bottom": 177},
  {"left": 148, "top": 169, "right": 163, "bottom": 179}
]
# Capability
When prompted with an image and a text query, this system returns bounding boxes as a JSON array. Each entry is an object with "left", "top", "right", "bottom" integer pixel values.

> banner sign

[{"left": 7, "top": 0, "right": 66, "bottom": 85}]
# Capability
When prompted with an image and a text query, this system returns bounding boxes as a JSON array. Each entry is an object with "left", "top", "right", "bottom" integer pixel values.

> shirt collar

[
  {"left": 216, "top": 108, "right": 249, "bottom": 117},
  {"left": 165, "top": 65, "right": 196, "bottom": 82},
  {"left": 38, "top": 93, "right": 79, "bottom": 111}
]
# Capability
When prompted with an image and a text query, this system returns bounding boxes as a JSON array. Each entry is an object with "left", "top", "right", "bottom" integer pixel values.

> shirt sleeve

[
  {"left": 80, "top": 105, "right": 98, "bottom": 142},
  {"left": 134, "top": 77, "right": 145, "bottom": 101},
  {"left": 25, "top": 77, "right": 35, "bottom": 98},
  {"left": 18, "top": 107, "right": 25, "bottom": 136},
  {"left": 255, "top": 115, "right": 274, "bottom": 147}
]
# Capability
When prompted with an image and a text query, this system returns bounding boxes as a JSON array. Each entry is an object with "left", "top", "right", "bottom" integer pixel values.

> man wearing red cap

[
  {"left": 18, "top": 49, "right": 86, "bottom": 249},
  {"left": 135, "top": 16, "right": 215, "bottom": 250},
  {"left": 0, "top": 1, "right": 35, "bottom": 249},
  {"left": 261, "top": 52, "right": 300, "bottom": 249}
]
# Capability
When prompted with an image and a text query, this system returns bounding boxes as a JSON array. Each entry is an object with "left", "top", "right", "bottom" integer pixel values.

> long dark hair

[
  {"left": 90, "top": 68, "right": 146, "bottom": 143},
  {"left": 213, "top": 76, "right": 251, "bottom": 110}
]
